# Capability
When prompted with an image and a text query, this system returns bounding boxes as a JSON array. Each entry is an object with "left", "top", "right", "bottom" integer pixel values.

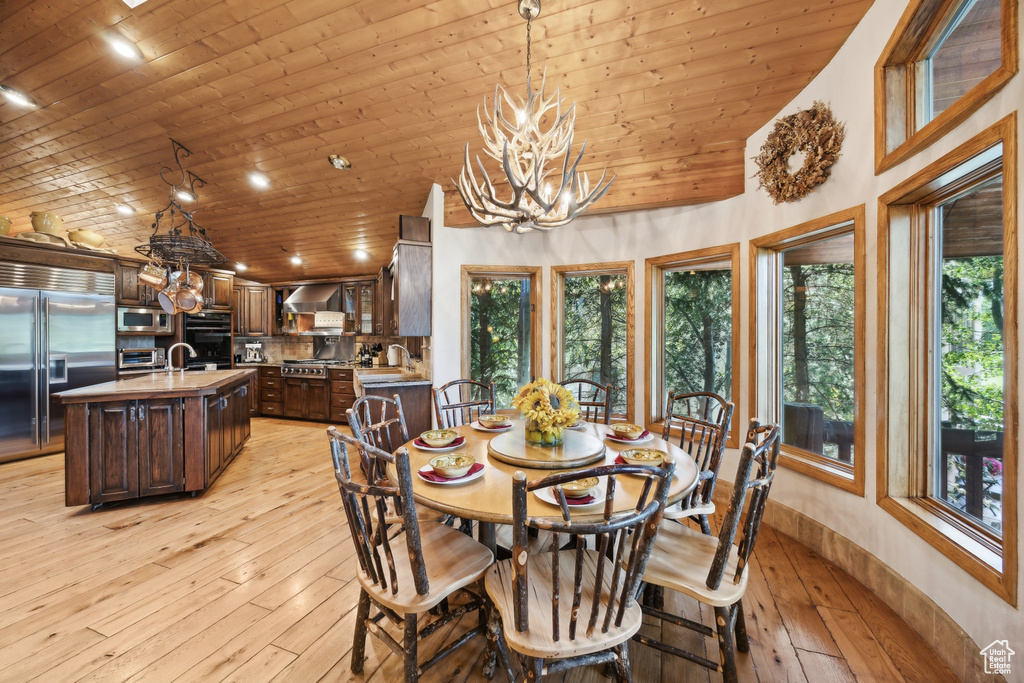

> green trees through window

[
  {"left": 662, "top": 268, "right": 733, "bottom": 401},
  {"left": 469, "top": 276, "right": 532, "bottom": 409},
  {"left": 561, "top": 274, "right": 628, "bottom": 415}
]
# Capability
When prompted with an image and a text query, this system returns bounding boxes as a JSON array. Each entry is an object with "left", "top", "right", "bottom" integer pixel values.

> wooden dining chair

[
  {"left": 327, "top": 427, "right": 494, "bottom": 682},
  {"left": 348, "top": 394, "right": 409, "bottom": 477},
  {"left": 560, "top": 378, "right": 613, "bottom": 425},
  {"left": 484, "top": 457, "right": 676, "bottom": 682},
  {"left": 633, "top": 419, "right": 781, "bottom": 683},
  {"left": 661, "top": 391, "right": 735, "bottom": 534},
  {"left": 432, "top": 379, "right": 495, "bottom": 428}
]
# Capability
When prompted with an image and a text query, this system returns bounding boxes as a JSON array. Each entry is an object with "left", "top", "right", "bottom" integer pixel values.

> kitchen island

[{"left": 58, "top": 369, "right": 256, "bottom": 507}]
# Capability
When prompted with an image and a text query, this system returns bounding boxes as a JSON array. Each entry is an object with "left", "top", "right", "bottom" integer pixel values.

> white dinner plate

[
  {"left": 533, "top": 479, "right": 606, "bottom": 510},
  {"left": 417, "top": 464, "right": 485, "bottom": 485},
  {"left": 470, "top": 421, "right": 514, "bottom": 432},
  {"left": 605, "top": 430, "right": 653, "bottom": 445},
  {"left": 412, "top": 436, "right": 467, "bottom": 452}
]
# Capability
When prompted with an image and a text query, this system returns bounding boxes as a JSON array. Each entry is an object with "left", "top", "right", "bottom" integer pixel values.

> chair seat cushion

[
  {"left": 485, "top": 549, "right": 643, "bottom": 659},
  {"left": 642, "top": 520, "right": 747, "bottom": 607},
  {"left": 358, "top": 520, "right": 493, "bottom": 614}
]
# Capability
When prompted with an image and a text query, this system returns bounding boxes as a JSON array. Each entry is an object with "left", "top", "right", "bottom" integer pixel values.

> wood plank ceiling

[{"left": 0, "top": 0, "right": 874, "bottom": 282}]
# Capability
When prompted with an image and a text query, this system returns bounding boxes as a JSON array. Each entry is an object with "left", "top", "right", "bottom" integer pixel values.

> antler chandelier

[
  {"left": 135, "top": 139, "right": 224, "bottom": 266},
  {"left": 455, "top": 0, "right": 614, "bottom": 234}
]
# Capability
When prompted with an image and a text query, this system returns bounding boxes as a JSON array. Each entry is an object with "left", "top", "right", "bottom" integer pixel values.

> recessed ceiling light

[
  {"left": 290, "top": 255, "right": 303, "bottom": 266},
  {"left": 328, "top": 154, "right": 351, "bottom": 170},
  {"left": 354, "top": 248, "right": 369, "bottom": 261},
  {"left": 176, "top": 190, "right": 194, "bottom": 202},
  {"left": 249, "top": 171, "right": 270, "bottom": 189},
  {"left": 0, "top": 84, "right": 36, "bottom": 108},
  {"left": 116, "top": 203, "right": 135, "bottom": 215},
  {"left": 235, "top": 263, "right": 247, "bottom": 272},
  {"left": 104, "top": 32, "right": 143, "bottom": 61}
]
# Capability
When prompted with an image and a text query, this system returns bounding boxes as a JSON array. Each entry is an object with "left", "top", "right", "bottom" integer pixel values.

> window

[
  {"left": 874, "top": 0, "right": 1017, "bottom": 173},
  {"left": 552, "top": 262, "right": 634, "bottom": 420},
  {"left": 751, "top": 206, "right": 865, "bottom": 495},
  {"left": 461, "top": 266, "right": 541, "bottom": 409},
  {"left": 878, "top": 115, "right": 1016, "bottom": 604},
  {"left": 646, "top": 245, "right": 740, "bottom": 447}
]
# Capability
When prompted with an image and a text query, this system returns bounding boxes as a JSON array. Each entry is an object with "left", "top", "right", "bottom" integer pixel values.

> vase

[{"left": 524, "top": 418, "right": 564, "bottom": 447}]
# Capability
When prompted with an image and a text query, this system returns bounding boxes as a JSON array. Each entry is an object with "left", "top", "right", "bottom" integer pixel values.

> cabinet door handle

[
  {"left": 130, "top": 405, "right": 136, "bottom": 422},
  {"left": 220, "top": 397, "right": 228, "bottom": 409},
  {"left": 139, "top": 405, "right": 146, "bottom": 421},
  {"left": 240, "top": 385, "right": 248, "bottom": 397}
]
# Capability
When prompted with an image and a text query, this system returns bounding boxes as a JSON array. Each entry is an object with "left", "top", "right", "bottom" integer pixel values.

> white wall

[{"left": 429, "top": 0, "right": 1023, "bottom": 657}]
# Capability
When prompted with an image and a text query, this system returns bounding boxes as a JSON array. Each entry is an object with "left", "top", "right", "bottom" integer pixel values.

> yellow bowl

[
  {"left": 620, "top": 448, "right": 666, "bottom": 466},
  {"left": 68, "top": 229, "right": 105, "bottom": 247},
  {"left": 429, "top": 454, "right": 475, "bottom": 478},
  {"left": 610, "top": 423, "right": 644, "bottom": 439},
  {"left": 479, "top": 414, "right": 512, "bottom": 428},
  {"left": 557, "top": 477, "right": 599, "bottom": 498},
  {"left": 420, "top": 429, "right": 458, "bottom": 447}
]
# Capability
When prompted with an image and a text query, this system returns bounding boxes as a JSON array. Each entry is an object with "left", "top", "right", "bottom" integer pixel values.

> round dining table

[{"left": 397, "top": 420, "right": 699, "bottom": 554}]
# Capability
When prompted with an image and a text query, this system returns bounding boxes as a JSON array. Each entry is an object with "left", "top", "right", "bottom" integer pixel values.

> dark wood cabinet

[
  {"left": 390, "top": 242, "right": 431, "bottom": 336},
  {"left": 246, "top": 372, "right": 259, "bottom": 417},
  {"left": 259, "top": 366, "right": 283, "bottom": 416},
  {"left": 361, "top": 382, "right": 432, "bottom": 436},
  {"left": 202, "top": 270, "right": 233, "bottom": 310},
  {"left": 374, "top": 266, "right": 393, "bottom": 335},
  {"left": 116, "top": 260, "right": 157, "bottom": 306},
  {"left": 233, "top": 285, "right": 270, "bottom": 336},
  {"left": 329, "top": 367, "right": 355, "bottom": 423},
  {"left": 341, "top": 280, "right": 374, "bottom": 335},
  {"left": 88, "top": 398, "right": 184, "bottom": 504},
  {"left": 205, "top": 393, "right": 227, "bottom": 482},
  {"left": 283, "top": 376, "right": 329, "bottom": 421}
]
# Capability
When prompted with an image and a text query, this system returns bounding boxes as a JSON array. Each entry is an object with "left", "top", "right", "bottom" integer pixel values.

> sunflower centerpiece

[{"left": 512, "top": 378, "right": 580, "bottom": 447}]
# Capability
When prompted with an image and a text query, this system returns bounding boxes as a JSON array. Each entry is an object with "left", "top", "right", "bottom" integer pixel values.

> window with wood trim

[
  {"left": 751, "top": 206, "right": 866, "bottom": 496},
  {"left": 461, "top": 266, "right": 542, "bottom": 409},
  {"left": 646, "top": 245, "right": 740, "bottom": 447},
  {"left": 551, "top": 262, "right": 634, "bottom": 421},
  {"left": 878, "top": 115, "right": 1016, "bottom": 604},
  {"left": 874, "top": 0, "right": 1017, "bottom": 174}
]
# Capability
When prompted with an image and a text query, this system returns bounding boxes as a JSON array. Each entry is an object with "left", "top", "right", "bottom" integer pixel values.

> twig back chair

[
  {"left": 484, "top": 458, "right": 676, "bottom": 682},
  {"left": 661, "top": 391, "right": 735, "bottom": 533},
  {"left": 560, "top": 378, "right": 613, "bottom": 425},
  {"left": 327, "top": 426, "right": 494, "bottom": 682},
  {"left": 633, "top": 419, "right": 781, "bottom": 683},
  {"left": 432, "top": 379, "right": 495, "bottom": 428},
  {"left": 347, "top": 393, "right": 410, "bottom": 477}
]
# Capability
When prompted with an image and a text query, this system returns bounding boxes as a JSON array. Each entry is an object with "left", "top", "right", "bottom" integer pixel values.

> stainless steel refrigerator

[{"left": 0, "top": 264, "right": 116, "bottom": 463}]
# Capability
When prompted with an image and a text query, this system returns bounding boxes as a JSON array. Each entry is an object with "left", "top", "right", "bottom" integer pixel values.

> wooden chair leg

[
  {"left": 715, "top": 605, "right": 738, "bottom": 683},
  {"left": 698, "top": 513, "right": 713, "bottom": 535},
  {"left": 525, "top": 655, "right": 543, "bottom": 682},
  {"left": 734, "top": 600, "right": 750, "bottom": 653},
  {"left": 351, "top": 589, "right": 371, "bottom": 673},
  {"left": 404, "top": 611, "right": 419, "bottom": 683},
  {"left": 613, "top": 642, "right": 633, "bottom": 683}
]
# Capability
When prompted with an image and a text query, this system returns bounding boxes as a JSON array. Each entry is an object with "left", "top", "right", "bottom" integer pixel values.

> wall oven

[
  {"left": 116, "top": 306, "right": 174, "bottom": 334},
  {"left": 183, "top": 312, "right": 233, "bottom": 369}
]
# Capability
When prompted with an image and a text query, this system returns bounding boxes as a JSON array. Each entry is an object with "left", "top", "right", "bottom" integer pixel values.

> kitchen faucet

[
  {"left": 166, "top": 343, "right": 197, "bottom": 374},
  {"left": 388, "top": 344, "right": 413, "bottom": 371}
]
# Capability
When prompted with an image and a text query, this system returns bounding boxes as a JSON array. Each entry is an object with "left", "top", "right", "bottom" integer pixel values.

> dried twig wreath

[{"left": 753, "top": 101, "right": 845, "bottom": 204}]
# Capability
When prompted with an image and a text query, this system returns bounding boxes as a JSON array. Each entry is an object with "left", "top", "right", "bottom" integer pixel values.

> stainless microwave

[{"left": 116, "top": 307, "right": 174, "bottom": 334}]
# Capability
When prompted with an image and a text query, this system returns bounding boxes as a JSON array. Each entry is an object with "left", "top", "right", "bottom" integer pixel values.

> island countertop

[{"left": 57, "top": 369, "right": 257, "bottom": 404}]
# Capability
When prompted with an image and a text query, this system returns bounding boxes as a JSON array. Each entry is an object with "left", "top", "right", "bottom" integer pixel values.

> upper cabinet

[
  {"left": 342, "top": 280, "right": 375, "bottom": 335},
  {"left": 374, "top": 266, "right": 393, "bottom": 336},
  {"left": 202, "top": 270, "right": 233, "bottom": 310},
  {"left": 233, "top": 285, "right": 270, "bottom": 336},
  {"left": 390, "top": 241, "right": 431, "bottom": 337},
  {"left": 116, "top": 260, "right": 157, "bottom": 306}
]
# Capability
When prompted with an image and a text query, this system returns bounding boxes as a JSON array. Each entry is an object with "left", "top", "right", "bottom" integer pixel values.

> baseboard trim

[{"left": 713, "top": 482, "right": 1005, "bottom": 683}]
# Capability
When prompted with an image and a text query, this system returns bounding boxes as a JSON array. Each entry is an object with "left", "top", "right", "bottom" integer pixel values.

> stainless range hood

[{"left": 282, "top": 284, "right": 341, "bottom": 313}]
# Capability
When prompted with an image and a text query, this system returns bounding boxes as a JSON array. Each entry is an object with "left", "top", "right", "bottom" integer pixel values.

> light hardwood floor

[{"left": 0, "top": 418, "right": 959, "bottom": 682}]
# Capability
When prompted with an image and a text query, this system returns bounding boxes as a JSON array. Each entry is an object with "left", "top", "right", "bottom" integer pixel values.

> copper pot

[
  {"left": 158, "top": 283, "right": 181, "bottom": 315},
  {"left": 171, "top": 268, "right": 203, "bottom": 292},
  {"left": 174, "top": 285, "right": 202, "bottom": 313},
  {"left": 138, "top": 262, "right": 168, "bottom": 289}
]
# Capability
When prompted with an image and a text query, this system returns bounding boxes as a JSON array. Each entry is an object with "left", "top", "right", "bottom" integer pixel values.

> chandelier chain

[{"left": 526, "top": 15, "right": 532, "bottom": 89}]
